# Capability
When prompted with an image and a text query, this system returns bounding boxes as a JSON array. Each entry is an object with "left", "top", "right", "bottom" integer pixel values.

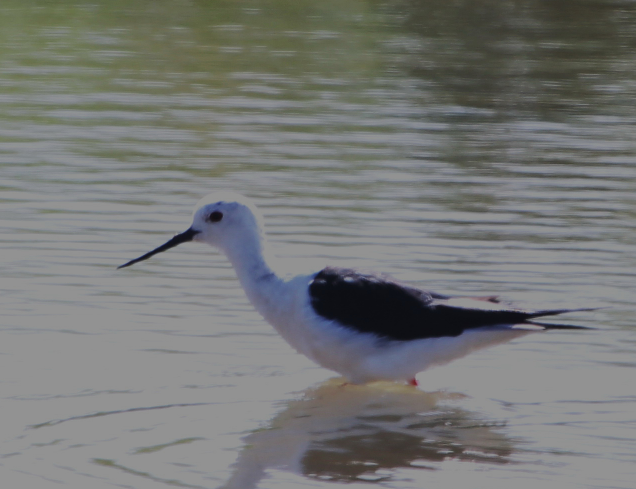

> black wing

[{"left": 308, "top": 267, "right": 587, "bottom": 341}]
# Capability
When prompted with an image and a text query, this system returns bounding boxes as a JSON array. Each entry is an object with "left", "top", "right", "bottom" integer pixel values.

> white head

[
  {"left": 118, "top": 191, "right": 265, "bottom": 269},
  {"left": 190, "top": 191, "right": 264, "bottom": 250}
]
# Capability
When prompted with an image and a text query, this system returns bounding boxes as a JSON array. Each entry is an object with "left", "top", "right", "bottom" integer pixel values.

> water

[{"left": 1, "top": 0, "right": 636, "bottom": 487}]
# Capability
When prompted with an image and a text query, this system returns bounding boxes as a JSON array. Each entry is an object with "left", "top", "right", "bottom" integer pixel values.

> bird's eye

[{"left": 207, "top": 211, "right": 223, "bottom": 223}]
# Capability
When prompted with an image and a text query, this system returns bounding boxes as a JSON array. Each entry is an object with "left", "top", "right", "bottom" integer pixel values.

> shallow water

[{"left": 1, "top": 1, "right": 636, "bottom": 488}]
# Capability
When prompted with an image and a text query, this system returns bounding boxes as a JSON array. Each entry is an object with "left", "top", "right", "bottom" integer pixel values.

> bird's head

[{"left": 118, "top": 191, "right": 263, "bottom": 269}]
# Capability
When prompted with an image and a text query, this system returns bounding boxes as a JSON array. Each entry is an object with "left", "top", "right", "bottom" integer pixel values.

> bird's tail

[{"left": 526, "top": 307, "right": 600, "bottom": 330}]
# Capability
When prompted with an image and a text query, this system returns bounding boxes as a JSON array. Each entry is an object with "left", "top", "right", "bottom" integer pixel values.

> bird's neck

[
  {"left": 220, "top": 236, "right": 289, "bottom": 321},
  {"left": 224, "top": 236, "right": 276, "bottom": 282}
]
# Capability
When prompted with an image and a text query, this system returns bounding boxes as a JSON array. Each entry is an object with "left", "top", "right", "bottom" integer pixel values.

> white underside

[
  {"left": 295, "top": 315, "right": 534, "bottom": 384},
  {"left": 241, "top": 272, "right": 537, "bottom": 384}
]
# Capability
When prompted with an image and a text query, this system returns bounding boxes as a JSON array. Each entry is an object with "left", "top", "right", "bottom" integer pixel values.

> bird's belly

[{"left": 273, "top": 315, "right": 535, "bottom": 383}]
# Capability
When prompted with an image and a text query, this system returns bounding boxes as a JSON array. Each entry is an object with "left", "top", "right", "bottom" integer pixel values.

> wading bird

[{"left": 119, "top": 192, "right": 592, "bottom": 386}]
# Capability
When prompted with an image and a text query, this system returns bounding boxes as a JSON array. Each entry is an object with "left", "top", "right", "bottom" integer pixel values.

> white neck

[
  {"left": 218, "top": 233, "right": 289, "bottom": 324},
  {"left": 214, "top": 228, "right": 317, "bottom": 361}
]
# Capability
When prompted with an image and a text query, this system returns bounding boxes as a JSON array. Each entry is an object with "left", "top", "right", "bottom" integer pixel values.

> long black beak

[{"left": 117, "top": 227, "right": 200, "bottom": 269}]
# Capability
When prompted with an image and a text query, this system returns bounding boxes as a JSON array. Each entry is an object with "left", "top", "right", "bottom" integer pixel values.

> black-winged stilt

[{"left": 118, "top": 192, "right": 593, "bottom": 386}]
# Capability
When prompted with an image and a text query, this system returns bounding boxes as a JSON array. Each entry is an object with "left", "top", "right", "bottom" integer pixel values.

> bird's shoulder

[
  {"left": 307, "top": 267, "right": 451, "bottom": 340},
  {"left": 309, "top": 266, "right": 444, "bottom": 304}
]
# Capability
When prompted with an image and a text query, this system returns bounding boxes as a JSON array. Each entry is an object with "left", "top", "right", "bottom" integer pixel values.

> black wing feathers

[{"left": 308, "top": 267, "right": 585, "bottom": 341}]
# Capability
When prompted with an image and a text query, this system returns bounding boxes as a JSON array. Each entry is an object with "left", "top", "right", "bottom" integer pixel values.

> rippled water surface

[{"left": 2, "top": 1, "right": 636, "bottom": 488}]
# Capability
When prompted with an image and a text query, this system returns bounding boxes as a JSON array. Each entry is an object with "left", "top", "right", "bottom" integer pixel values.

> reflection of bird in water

[
  {"left": 219, "top": 379, "right": 514, "bottom": 488},
  {"left": 119, "top": 192, "right": 593, "bottom": 386}
]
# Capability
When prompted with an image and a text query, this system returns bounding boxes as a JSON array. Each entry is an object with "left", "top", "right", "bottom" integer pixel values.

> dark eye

[{"left": 207, "top": 211, "right": 223, "bottom": 223}]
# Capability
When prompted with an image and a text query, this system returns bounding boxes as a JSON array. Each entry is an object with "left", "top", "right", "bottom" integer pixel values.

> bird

[{"left": 118, "top": 191, "right": 593, "bottom": 386}]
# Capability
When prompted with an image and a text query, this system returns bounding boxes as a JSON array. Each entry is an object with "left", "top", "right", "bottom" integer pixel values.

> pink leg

[{"left": 408, "top": 378, "right": 418, "bottom": 387}]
